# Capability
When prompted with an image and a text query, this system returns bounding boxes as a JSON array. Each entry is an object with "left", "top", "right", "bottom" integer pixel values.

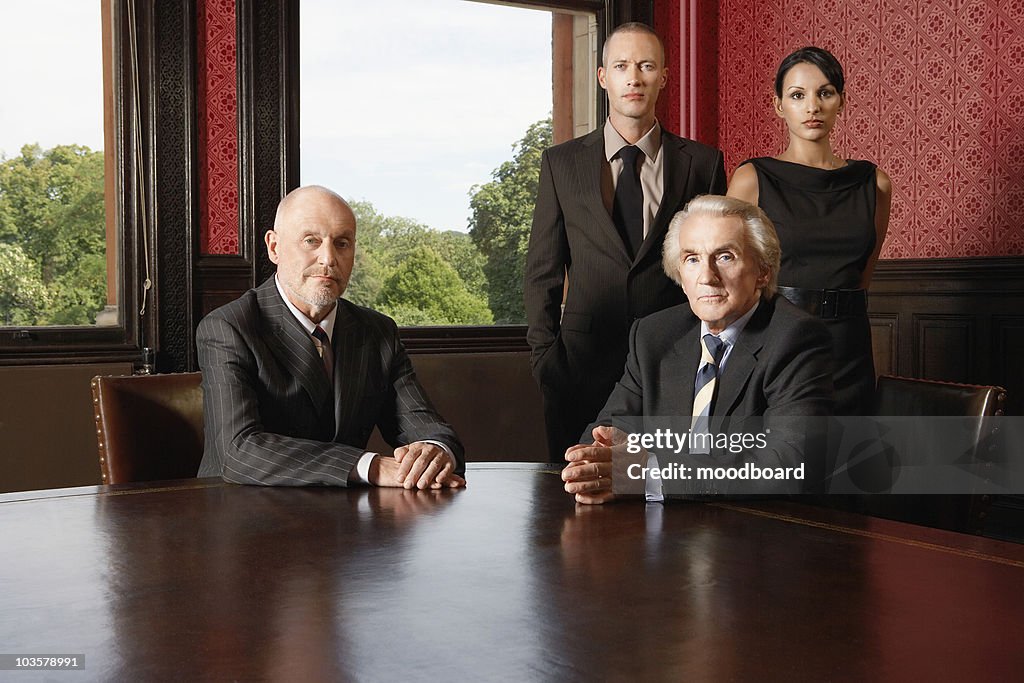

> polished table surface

[{"left": 2, "top": 463, "right": 1023, "bottom": 681}]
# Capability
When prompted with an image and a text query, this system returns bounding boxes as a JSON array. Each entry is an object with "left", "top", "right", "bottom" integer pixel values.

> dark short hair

[
  {"left": 602, "top": 22, "right": 664, "bottom": 67},
  {"left": 774, "top": 46, "right": 845, "bottom": 97}
]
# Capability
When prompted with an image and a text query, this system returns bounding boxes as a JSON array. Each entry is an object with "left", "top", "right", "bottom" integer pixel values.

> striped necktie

[
  {"left": 691, "top": 334, "right": 726, "bottom": 451},
  {"left": 311, "top": 326, "right": 333, "bottom": 379}
]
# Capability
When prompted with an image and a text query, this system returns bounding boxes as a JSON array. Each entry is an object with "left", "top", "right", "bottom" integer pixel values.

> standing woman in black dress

[{"left": 728, "top": 47, "right": 892, "bottom": 414}]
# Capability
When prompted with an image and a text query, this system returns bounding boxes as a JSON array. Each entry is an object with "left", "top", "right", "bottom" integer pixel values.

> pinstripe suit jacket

[{"left": 196, "top": 276, "right": 463, "bottom": 485}]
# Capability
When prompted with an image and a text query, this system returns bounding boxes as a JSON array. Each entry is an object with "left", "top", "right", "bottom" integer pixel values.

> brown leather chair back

[
  {"left": 91, "top": 373, "right": 204, "bottom": 484},
  {"left": 875, "top": 375, "right": 1006, "bottom": 418},
  {"left": 869, "top": 375, "right": 1007, "bottom": 533}
]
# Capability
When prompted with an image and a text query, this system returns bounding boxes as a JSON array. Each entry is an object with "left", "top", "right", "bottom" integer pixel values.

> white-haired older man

[{"left": 562, "top": 195, "right": 834, "bottom": 503}]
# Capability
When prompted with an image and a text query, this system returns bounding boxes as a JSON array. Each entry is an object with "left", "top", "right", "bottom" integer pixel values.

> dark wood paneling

[
  {"left": 869, "top": 313, "right": 898, "bottom": 376},
  {"left": 914, "top": 315, "right": 974, "bottom": 382},
  {"left": 399, "top": 326, "right": 531, "bottom": 354},
  {"left": 994, "top": 316, "right": 1024, "bottom": 414},
  {"left": 869, "top": 257, "right": 1024, "bottom": 416},
  {"left": 151, "top": 0, "right": 200, "bottom": 373},
  {"left": 0, "top": 363, "right": 133, "bottom": 493},
  {"left": 366, "top": 352, "right": 546, "bottom": 462},
  {"left": 195, "top": 256, "right": 253, "bottom": 317}
]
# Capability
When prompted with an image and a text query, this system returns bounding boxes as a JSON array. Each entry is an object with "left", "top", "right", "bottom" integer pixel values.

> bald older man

[{"left": 197, "top": 186, "right": 465, "bottom": 489}]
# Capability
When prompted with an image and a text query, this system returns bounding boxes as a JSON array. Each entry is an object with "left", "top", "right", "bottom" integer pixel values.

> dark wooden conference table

[{"left": 2, "top": 463, "right": 1022, "bottom": 681}]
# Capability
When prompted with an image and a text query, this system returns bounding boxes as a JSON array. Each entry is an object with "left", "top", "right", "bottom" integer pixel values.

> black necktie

[
  {"left": 612, "top": 145, "right": 644, "bottom": 258},
  {"left": 312, "top": 326, "right": 333, "bottom": 379}
]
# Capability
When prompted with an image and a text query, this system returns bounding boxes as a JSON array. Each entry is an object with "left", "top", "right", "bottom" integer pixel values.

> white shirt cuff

[
  {"left": 355, "top": 452, "right": 378, "bottom": 484},
  {"left": 645, "top": 452, "right": 664, "bottom": 503}
]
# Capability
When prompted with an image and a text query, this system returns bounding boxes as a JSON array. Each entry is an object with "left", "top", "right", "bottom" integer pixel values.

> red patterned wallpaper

[
  {"left": 656, "top": 0, "right": 721, "bottom": 145},
  {"left": 197, "top": 0, "right": 239, "bottom": 255},
  {"left": 655, "top": 2, "right": 682, "bottom": 132},
  {"left": 713, "top": 0, "right": 1024, "bottom": 258}
]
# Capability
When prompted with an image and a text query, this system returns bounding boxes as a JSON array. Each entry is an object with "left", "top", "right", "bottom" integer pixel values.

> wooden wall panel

[
  {"left": 0, "top": 363, "right": 133, "bottom": 493},
  {"left": 914, "top": 315, "right": 975, "bottom": 382},
  {"left": 869, "top": 314, "right": 898, "bottom": 376},
  {"left": 994, "top": 317, "right": 1024, "bottom": 416},
  {"left": 869, "top": 257, "right": 1024, "bottom": 416},
  {"left": 365, "top": 351, "right": 547, "bottom": 463}
]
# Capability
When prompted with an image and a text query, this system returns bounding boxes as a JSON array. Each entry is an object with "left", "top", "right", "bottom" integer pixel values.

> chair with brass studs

[{"left": 91, "top": 373, "right": 204, "bottom": 485}]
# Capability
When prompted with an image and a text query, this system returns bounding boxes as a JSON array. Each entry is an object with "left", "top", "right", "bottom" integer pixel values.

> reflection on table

[{"left": 1, "top": 463, "right": 1022, "bottom": 680}]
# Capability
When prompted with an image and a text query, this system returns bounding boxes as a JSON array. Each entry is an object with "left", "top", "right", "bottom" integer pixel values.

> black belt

[{"left": 776, "top": 286, "right": 867, "bottom": 320}]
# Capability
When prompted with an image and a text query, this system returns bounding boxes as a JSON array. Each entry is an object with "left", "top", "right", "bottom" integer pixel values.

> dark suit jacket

[
  {"left": 196, "top": 277, "right": 463, "bottom": 485},
  {"left": 524, "top": 127, "right": 727, "bottom": 402},
  {"left": 589, "top": 296, "right": 834, "bottom": 494}
]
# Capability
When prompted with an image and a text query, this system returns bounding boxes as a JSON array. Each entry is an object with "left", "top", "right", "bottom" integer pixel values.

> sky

[
  {"left": 300, "top": 0, "right": 555, "bottom": 232},
  {"left": 0, "top": 0, "right": 559, "bottom": 235},
  {"left": 0, "top": 3, "right": 105, "bottom": 157}
]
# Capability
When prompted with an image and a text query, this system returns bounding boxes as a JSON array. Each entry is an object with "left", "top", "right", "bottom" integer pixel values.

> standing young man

[{"left": 525, "top": 23, "right": 727, "bottom": 461}]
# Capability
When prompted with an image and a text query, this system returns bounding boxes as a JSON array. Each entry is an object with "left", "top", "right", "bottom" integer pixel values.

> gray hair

[{"left": 662, "top": 195, "right": 780, "bottom": 299}]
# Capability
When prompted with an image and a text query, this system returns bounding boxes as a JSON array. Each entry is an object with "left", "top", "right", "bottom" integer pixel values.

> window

[
  {"left": 0, "top": 0, "right": 157, "bottom": 364},
  {"left": 0, "top": 1, "right": 116, "bottom": 329},
  {"left": 299, "top": 0, "right": 599, "bottom": 327}
]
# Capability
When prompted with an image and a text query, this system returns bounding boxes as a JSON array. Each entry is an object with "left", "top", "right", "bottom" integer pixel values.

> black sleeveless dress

[{"left": 741, "top": 157, "right": 878, "bottom": 415}]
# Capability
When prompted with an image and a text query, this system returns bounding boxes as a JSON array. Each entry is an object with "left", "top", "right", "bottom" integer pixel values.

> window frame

[
  {"left": 0, "top": 0, "right": 142, "bottom": 363},
  {"left": 278, "top": 0, "right": 618, "bottom": 353}
]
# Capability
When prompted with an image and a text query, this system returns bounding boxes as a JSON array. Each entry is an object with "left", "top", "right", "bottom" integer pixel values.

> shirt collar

[
  {"left": 274, "top": 274, "right": 338, "bottom": 342},
  {"left": 604, "top": 119, "right": 662, "bottom": 163},
  {"left": 700, "top": 298, "right": 762, "bottom": 349}
]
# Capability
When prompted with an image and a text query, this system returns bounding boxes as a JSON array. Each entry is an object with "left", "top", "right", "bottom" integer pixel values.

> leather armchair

[{"left": 869, "top": 374, "right": 1007, "bottom": 533}]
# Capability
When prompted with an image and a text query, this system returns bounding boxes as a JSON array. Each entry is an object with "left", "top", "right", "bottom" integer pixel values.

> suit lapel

[
  {"left": 257, "top": 279, "right": 333, "bottom": 416},
  {"left": 576, "top": 130, "right": 632, "bottom": 262},
  {"left": 668, "top": 314, "right": 703, "bottom": 415},
  {"left": 330, "top": 302, "right": 368, "bottom": 440},
  {"left": 714, "top": 300, "right": 771, "bottom": 416},
  {"left": 636, "top": 132, "right": 692, "bottom": 264}
]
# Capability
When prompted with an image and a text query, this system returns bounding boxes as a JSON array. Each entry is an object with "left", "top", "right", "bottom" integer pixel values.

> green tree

[
  {"left": 0, "top": 143, "right": 107, "bottom": 325},
  {"left": 378, "top": 246, "right": 493, "bottom": 325},
  {"left": 468, "top": 117, "right": 552, "bottom": 323},
  {"left": 0, "top": 243, "right": 52, "bottom": 326},
  {"left": 346, "top": 200, "right": 490, "bottom": 322},
  {"left": 345, "top": 200, "right": 391, "bottom": 308},
  {"left": 431, "top": 230, "right": 488, "bottom": 300},
  {"left": 344, "top": 245, "right": 388, "bottom": 310}
]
